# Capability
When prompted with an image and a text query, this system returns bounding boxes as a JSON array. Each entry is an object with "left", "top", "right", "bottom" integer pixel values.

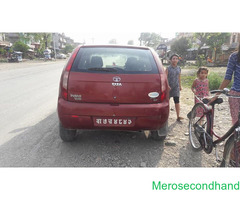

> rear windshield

[{"left": 71, "top": 47, "right": 159, "bottom": 74}]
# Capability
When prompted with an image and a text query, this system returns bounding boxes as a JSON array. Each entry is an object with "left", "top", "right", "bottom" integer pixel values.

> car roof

[{"left": 77, "top": 44, "right": 150, "bottom": 50}]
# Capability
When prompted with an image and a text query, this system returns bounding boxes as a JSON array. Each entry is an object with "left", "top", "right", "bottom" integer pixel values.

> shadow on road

[{"left": 0, "top": 112, "right": 165, "bottom": 167}]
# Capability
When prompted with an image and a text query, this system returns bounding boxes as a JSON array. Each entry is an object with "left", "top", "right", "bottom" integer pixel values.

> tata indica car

[{"left": 57, "top": 45, "right": 169, "bottom": 142}]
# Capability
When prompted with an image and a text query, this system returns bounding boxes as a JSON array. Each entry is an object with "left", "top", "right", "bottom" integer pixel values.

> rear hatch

[{"left": 68, "top": 46, "right": 163, "bottom": 104}]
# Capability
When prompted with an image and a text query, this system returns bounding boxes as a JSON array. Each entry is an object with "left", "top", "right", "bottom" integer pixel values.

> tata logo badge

[
  {"left": 113, "top": 76, "right": 121, "bottom": 82},
  {"left": 112, "top": 83, "right": 122, "bottom": 86}
]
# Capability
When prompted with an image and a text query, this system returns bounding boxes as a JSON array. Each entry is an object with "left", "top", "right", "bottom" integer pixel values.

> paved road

[
  {"left": 0, "top": 61, "right": 64, "bottom": 145},
  {"left": 0, "top": 61, "right": 164, "bottom": 167}
]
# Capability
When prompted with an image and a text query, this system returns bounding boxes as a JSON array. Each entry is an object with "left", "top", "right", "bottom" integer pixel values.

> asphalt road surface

[{"left": 0, "top": 60, "right": 165, "bottom": 167}]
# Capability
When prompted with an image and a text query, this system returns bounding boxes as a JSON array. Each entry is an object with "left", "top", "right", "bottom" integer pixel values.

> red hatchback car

[{"left": 57, "top": 45, "right": 169, "bottom": 141}]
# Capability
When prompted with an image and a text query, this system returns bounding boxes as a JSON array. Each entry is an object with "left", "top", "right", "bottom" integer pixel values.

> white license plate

[{"left": 93, "top": 117, "right": 135, "bottom": 127}]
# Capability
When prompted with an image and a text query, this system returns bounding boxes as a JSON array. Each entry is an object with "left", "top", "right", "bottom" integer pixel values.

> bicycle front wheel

[
  {"left": 220, "top": 134, "right": 240, "bottom": 167},
  {"left": 189, "top": 103, "right": 209, "bottom": 151}
]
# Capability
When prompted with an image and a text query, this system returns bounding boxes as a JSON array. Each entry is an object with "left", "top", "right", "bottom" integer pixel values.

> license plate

[{"left": 93, "top": 117, "right": 135, "bottom": 127}]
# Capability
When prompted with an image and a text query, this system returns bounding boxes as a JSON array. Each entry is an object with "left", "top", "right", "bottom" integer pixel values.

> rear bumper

[{"left": 58, "top": 98, "right": 169, "bottom": 131}]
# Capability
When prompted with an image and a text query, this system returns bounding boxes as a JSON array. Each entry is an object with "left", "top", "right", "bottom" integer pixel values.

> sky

[
  {"left": 1, "top": 1, "right": 239, "bottom": 43},
  {"left": 64, "top": 32, "right": 176, "bottom": 45}
]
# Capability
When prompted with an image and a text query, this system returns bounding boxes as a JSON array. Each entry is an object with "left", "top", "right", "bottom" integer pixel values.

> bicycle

[{"left": 188, "top": 88, "right": 240, "bottom": 167}]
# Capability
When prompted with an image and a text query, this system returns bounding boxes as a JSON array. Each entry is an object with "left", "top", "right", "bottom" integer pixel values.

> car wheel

[
  {"left": 151, "top": 121, "right": 168, "bottom": 141},
  {"left": 59, "top": 123, "right": 77, "bottom": 142}
]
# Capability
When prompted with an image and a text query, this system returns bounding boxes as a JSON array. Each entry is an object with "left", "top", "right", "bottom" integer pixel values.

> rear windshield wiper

[{"left": 88, "top": 67, "right": 118, "bottom": 72}]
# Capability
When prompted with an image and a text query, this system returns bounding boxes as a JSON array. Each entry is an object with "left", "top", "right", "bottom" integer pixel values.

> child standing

[
  {"left": 191, "top": 66, "right": 209, "bottom": 104},
  {"left": 166, "top": 54, "right": 183, "bottom": 121}
]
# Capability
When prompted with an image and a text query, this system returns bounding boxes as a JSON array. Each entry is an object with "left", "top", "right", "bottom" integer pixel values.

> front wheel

[
  {"left": 59, "top": 123, "right": 77, "bottom": 142},
  {"left": 220, "top": 134, "right": 240, "bottom": 167},
  {"left": 189, "top": 103, "right": 209, "bottom": 151}
]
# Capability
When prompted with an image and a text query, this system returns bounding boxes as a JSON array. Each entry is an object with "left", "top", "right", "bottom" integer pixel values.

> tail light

[
  {"left": 160, "top": 91, "right": 166, "bottom": 102},
  {"left": 59, "top": 46, "right": 81, "bottom": 100},
  {"left": 159, "top": 74, "right": 169, "bottom": 102}
]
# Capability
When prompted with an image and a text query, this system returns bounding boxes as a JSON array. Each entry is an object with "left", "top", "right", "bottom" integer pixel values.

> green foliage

[
  {"left": 138, "top": 32, "right": 162, "bottom": 48},
  {"left": 24, "top": 33, "right": 52, "bottom": 51},
  {"left": 194, "top": 33, "right": 211, "bottom": 48},
  {"left": 193, "top": 33, "right": 230, "bottom": 63},
  {"left": 181, "top": 74, "right": 196, "bottom": 88},
  {"left": 208, "top": 72, "right": 232, "bottom": 90},
  {"left": 13, "top": 41, "right": 29, "bottom": 53},
  {"left": 206, "top": 33, "right": 230, "bottom": 54},
  {"left": 63, "top": 44, "right": 74, "bottom": 54},
  {"left": 171, "top": 37, "right": 191, "bottom": 57},
  {"left": 0, "top": 47, "right": 6, "bottom": 55},
  {"left": 182, "top": 71, "right": 232, "bottom": 90},
  {"left": 0, "top": 58, "right": 8, "bottom": 62},
  {"left": 193, "top": 32, "right": 212, "bottom": 57},
  {"left": 196, "top": 54, "right": 207, "bottom": 67},
  {"left": 206, "top": 33, "right": 230, "bottom": 63},
  {"left": 19, "top": 33, "right": 33, "bottom": 44},
  {"left": 208, "top": 72, "right": 222, "bottom": 90}
]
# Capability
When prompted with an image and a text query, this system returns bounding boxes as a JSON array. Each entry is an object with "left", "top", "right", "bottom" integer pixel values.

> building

[
  {"left": 5, "top": 33, "right": 19, "bottom": 44},
  {"left": 228, "top": 32, "right": 240, "bottom": 50},
  {"left": 52, "top": 33, "right": 68, "bottom": 52}
]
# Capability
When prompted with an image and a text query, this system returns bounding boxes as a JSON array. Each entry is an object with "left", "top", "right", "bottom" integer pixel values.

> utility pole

[{"left": 52, "top": 33, "right": 57, "bottom": 59}]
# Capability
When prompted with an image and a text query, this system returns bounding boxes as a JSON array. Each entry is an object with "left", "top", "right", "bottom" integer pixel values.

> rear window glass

[{"left": 71, "top": 47, "right": 159, "bottom": 74}]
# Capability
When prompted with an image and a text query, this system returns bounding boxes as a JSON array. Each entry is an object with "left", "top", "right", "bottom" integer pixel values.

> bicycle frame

[
  {"left": 191, "top": 90, "right": 240, "bottom": 166},
  {"left": 197, "top": 96, "right": 239, "bottom": 145}
]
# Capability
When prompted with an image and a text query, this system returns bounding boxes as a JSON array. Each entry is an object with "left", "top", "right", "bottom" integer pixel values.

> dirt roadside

[{"left": 158, "top": 67, "right": 232, "bottom": 167}]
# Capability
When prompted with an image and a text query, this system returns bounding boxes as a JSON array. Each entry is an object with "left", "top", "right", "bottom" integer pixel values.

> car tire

[
  {"left": 151, "top": 121, "right": 168, "bottom": 141},
  {"left": 59, "top": 123, "right": 77, "bottom": 142}
]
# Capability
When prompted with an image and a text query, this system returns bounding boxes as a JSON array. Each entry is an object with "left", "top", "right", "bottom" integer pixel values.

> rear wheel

[
  {"left": 220, "top": 134, "right": 240, "bottom": 167},
  {"left": 59, "top": 123, "right": 77, "bottom": 142},
  {"left": 189, "top": 103, "right": 209, "bottom": 151},
  {"left": 151, "top": 121, "right": 168, "bottom": 141}
]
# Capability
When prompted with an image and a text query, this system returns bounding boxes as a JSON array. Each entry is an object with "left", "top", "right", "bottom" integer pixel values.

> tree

[
  {"left": 138, "top": 32, "right": 162, "bottom": 48},
  {"left": 206, "top": 33, "right": 230, "bottom": 63},
  {"left": 127, "top": 40, "right": 134, "bottom": 45},
  {"left": 63, "top": 44, "right": 74, "bottom": 54},
  {"left": 193, "top": 33, "right": 212, "bottom": 66},
  {"left": 13, "top": 41, "right": 29, "bottom": 57},
  {"left": 170, "top": 37, "right": 191, "bottom": 57},
  {"left": 194, "top": 33, "right": 210, "bottom": 51},
  {"left": 13, "top": 41, "right": 29, "bottom": 52},
  {"left": 42, "top": 33, "right": 52, "bottom": 48},
  {"left": 0, "top": 47, "right": 7, "bottom": 57}
]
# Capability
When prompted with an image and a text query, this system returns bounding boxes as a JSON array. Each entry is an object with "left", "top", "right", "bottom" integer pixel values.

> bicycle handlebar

[
  {"left": 210, "top": 88, "right": 240, "bottom": 98},
  {"left": 210, "top": 88, "right": 230, "bottom": 94}
]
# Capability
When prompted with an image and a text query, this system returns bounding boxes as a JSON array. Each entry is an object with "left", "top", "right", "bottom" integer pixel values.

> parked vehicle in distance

[
  {"left": 44, "top": 54, "right": 51, "bottom": 61},
  {"left": 43, "top": 49, "right": 52, "bottom": 61},
  {"left": 8, "top": 51, "right": 23, "bottom": 62},
  {"left": 57, "top": 45, "right": 169, "bottom": 142},
  {"left": 56, "top": 53, "right": 67, "bottom": 59}
]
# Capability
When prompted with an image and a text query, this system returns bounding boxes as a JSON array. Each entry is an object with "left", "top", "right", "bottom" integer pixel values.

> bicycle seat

[{"left": 202, "top": 98, "right": 223, "bottom": 105}]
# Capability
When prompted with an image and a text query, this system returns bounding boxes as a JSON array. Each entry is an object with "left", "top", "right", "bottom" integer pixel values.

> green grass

[
  {"left": 181, "top": 71, "right": 232, "bottom": 90},
  {"left": 181, "top": 75, "right": 196, "bottom": 88}
]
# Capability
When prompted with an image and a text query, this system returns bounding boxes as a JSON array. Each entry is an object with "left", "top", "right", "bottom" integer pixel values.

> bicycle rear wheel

[
  {"left": 220, "top": 134, "right": 240, "bottom": 167},
  {"left": 189, "top": 103, "right": 209, "bottom": 151}
]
